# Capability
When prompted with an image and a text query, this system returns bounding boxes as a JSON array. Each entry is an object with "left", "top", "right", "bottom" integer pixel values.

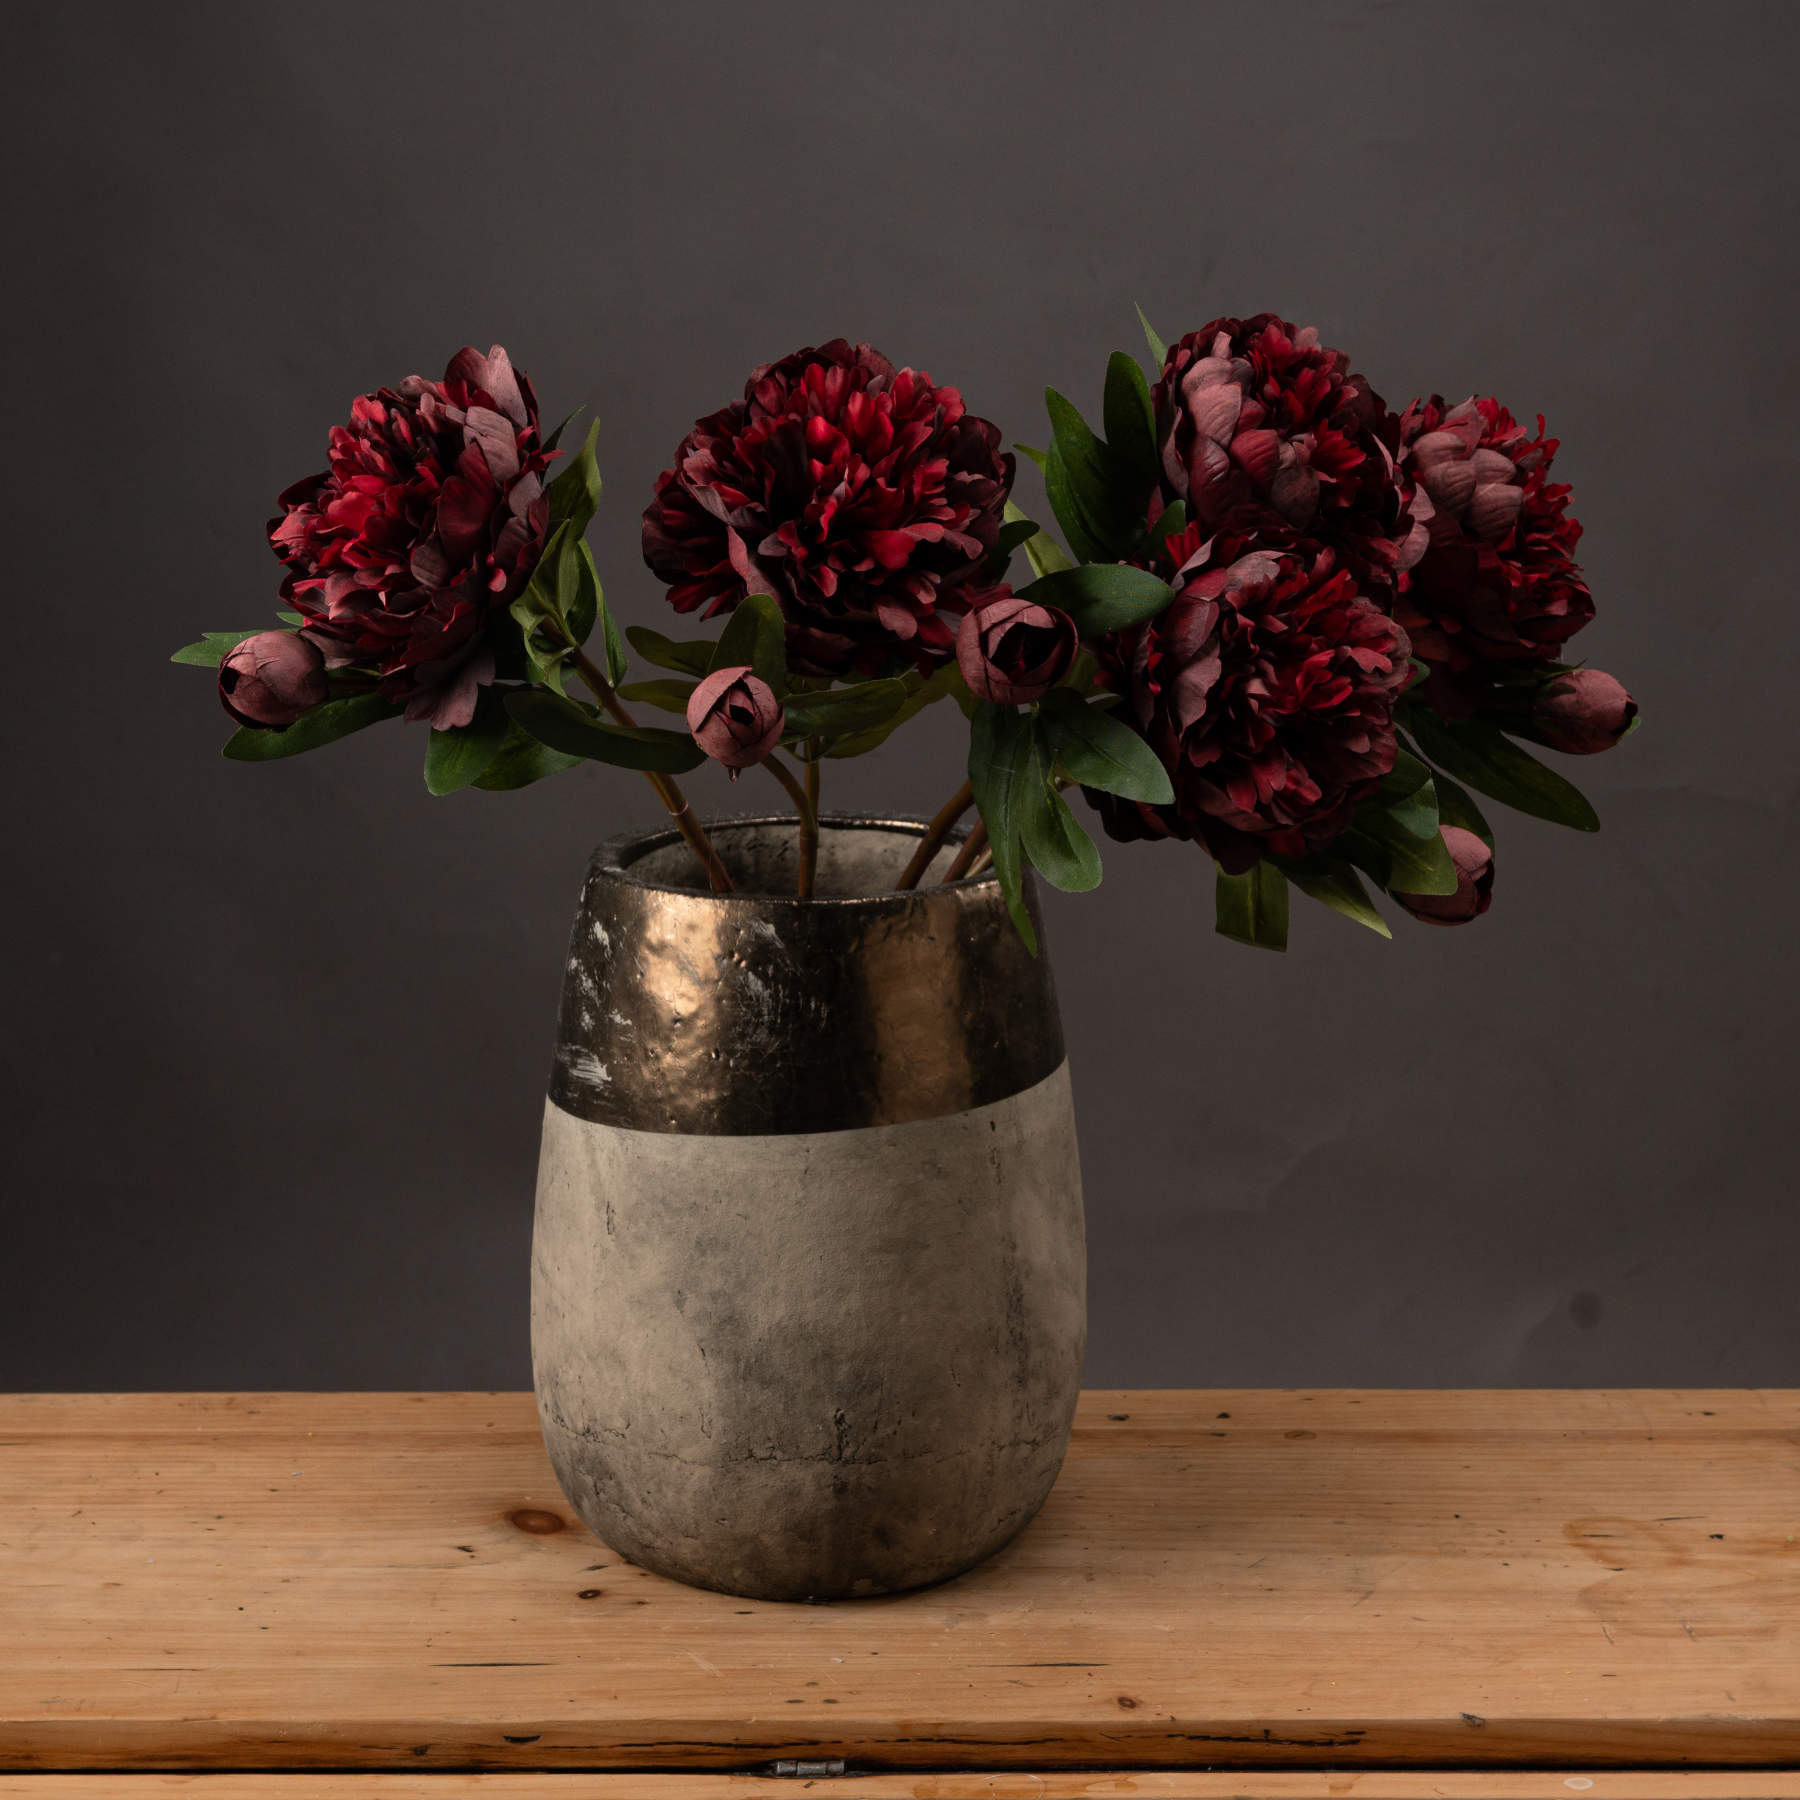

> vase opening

[{"left": 618, "top": 813, "right": 971, "bottom": 900}]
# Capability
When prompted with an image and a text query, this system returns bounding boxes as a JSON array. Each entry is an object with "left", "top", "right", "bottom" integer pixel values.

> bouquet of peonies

[{"left": 178, "top": 317, "right": 1637, "bottom": 950}]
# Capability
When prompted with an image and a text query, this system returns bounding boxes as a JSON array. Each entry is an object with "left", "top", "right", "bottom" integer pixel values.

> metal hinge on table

[{"left": 764, "top": 1757, "right": 849, "bottom": 1777}]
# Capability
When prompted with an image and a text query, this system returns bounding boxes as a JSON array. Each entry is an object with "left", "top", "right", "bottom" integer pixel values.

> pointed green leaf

[
  {"left": 782, "top": 677, "right": 908, "bottom": 743},
  {"left": 505, "top": 688, "right": 706, "bottom": 772},
  {"left": 1037, "top": 689, "right": 1172, "bottom": 804},
  {"left": 469, "top": 720, "right": 584, "bottom": 790},
  {"left": 545, "top": 417, "right": 602, "bottom": 538},
  {"left": 1045, "top": 387, "right": 1143, "bottom": 561},
  {"left": 616, "top": 678, "right": 699, "bottom": 714},
  {"left": 1018, "top": 754, "right": 1104, "bottom": 894},
  {"left": 824, "top": 659, "right": 967, "bottom": 758},
  {"left": 1103, "top": 350, "right": 1160, "bottom": 490},
  {"left": 984, "top": 515, "right": 1042, "bottom": 579},
  {"left": 1419, "top": 760, "right": 1494, "bottom": 849},
  {"left": 423, "top": 692, "right": 511, "bottom": 795},
  {"left": 1042, "top": 435, "right": 1107, "bottom": 564},
  {"left": 1405, "top": 704, "right": 1601, "bottom": 831},
  {"left": 710, "top": 590, "right": 788, "bottom": 690},
  {"left": 1014, "top": 443, "right": 1048, "bottom": 472},
  {"left": 1003, "top": 498, "right": 1073, "bottom": 577},
  {"left": 1272, "top": 856, "right": 1393, "bottom": 939},
  {"left": 626, "top": 624, "right": 717, "bottom": 677},
  {"left": 1016, "top": 563, "right": 1175, "bottom": 635},
  {"left": 1340, "top": 814, "right": 1459, "bottom": 896},
  {"left": 1215, "top": 860, "right": 1289, "bottom": 951},
  {"left": 1136, "top": 302, "right": 1168, "bottom": 369},
  {"left": 222, "top": 692, "right": 400, "bottom": 761},
  {"left": 967, "top": 701, "right": 1039, "bottom": 954},
  {"left": 1369, "top": 748, "right": 1440, "bottom": 840},
  {"left": 172, "top": 628, "right": 269, "bottom": 668},
  {"left": 1147, "top": 499, "right": 1188, "bottom": 559}
]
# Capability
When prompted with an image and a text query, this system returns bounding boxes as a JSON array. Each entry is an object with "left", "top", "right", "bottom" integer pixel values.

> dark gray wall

[{"left": 6, "top": 1, "right": 1794, "bottom": 1391}]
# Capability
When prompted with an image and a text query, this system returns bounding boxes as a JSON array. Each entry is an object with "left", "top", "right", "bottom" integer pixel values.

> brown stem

[
  {"left": 940, "top": 816, "right": 989, "bottom": 882},
  {"left": 894, "top": 779, "right": 974, "bottom": 891},
  {"left": 761, "top": 753, "right": 817, "bottom": 898},
  {"left": 800, "top": 743, "right": 822, "bottom": 898},
  {"left": 570, "top": 648, "right": 733, "bottom": 894}
]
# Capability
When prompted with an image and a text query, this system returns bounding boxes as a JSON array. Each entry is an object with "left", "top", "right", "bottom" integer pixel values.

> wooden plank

[
  {"left": 7, "top": 1777, "right": 1800, "bottom": 1798},
  {"left": 1, "top": 1391, "right": 1796, "bottom": 1772}
]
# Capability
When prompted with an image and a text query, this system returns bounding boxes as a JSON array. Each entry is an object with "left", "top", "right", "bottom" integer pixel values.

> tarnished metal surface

[{"left": 548, "top": 815, "right": 1065, "bottom": 1136}]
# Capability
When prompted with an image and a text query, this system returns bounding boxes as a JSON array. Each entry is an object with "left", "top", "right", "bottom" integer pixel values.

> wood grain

[
  {"left": 5, "top": 1777, "right": 1800, "bottom": 1799},
  {"left": 2, "top": 1391, "right": 1796, "bottom": 1772}
]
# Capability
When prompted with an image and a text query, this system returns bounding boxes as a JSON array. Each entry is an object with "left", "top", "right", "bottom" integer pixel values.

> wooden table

[{"left": 2, "top": 1391, "right": 1796, "bottom": 1799}]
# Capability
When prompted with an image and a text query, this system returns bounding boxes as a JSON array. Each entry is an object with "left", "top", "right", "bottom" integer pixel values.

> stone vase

[{"left": 530, "top": 814, "right": 1085, "bottom": 1602}]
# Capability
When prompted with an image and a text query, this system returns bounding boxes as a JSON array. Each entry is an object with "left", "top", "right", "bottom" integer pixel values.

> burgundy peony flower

[
  {"left": 642, "top": 340, "right": 1015, "bottom": 677},
  {"left": 1090, "top": 528, "right": 1412, "bottom": 871},
  {"left": 1395, "top": 395, "right": 1592, "bottom": 679},
  {"left": 218, "top": 630, "right": 329, "bottom": 727},
  {"left": 1521, "top": 667, "right": 1637, "bottom": 754},
  {"left": 1393, "top": 826, "right": 1495, "bottom": 925},
  {"left": 957, "top": 592, "right": 1078, "bottom": 705},
  {"left": 686, "top": 666, "right": 785, "bottom": 773},
  {"left": 1154, "top": 315, "right": 1430, "bottom": 600},
  {"left": 268, "top": 345, "right": 552, "bottom": 729}
]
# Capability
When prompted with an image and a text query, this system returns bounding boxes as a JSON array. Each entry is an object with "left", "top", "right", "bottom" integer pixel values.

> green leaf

[
  {"left": 1016, "top": 563, "right": 1175, "bottom": 636},
  {"left": 825, "top": 659, "right": 967, "bottom": 758},
  {"left": 1018, "top": 753, "right": 1104, "bottom": 894},
  {"left": 984, "top": 515, "right": 1042, "bottom": 579},
  {"left": 1045, "top": 387, "right": 1142, "bottom": 562},
  {"left": 1147, "top": 498, "right": 1188, "bottom": 559},
  {"left": 1420, "top": 761, "right": 1495, "bottom": 849},
  {"left": 505, "top": 688, "right": 706, "bottom": 773},
  {"left": 1103, "top": 350, "right": 1160, "bottom": 490},
  {"left": 1340, "top": 812, "right": 1459, "bottom": 896},
  {"left": 172, "top": 628, "right": 268, "bottom": 668},
  {"left": 541, "top": 407, "right": 581, "bottom": 455},
  {"left": 1369, "top": 748, "right": 1440, "bottom": 840},
  {"left": 423, "top": 692, "right": 511, "bottom": 795},
  {"left": 276, "top": 610, "right": 303, "bottom": 627},
  {"left": 782, "top": 678, "right": 909, "bottom": 743},
  {"left": 1037, "top": 689, "right": 1172, "bottom": 804},
  {"left": 222, "top": 692, "right": 400, "bottom": 761},
  {"left": 557, "top": 526, "right": 594, "bottom": 648},
  {"left": 1405, "top": 704, "right": 1601, "bottom": 832},
  {"left": 470, "top": 721, "right": 584, "bottom": 790},
  {"left": 509, "top": 521, "right": 577, "bottom": 690},
  {"left": 616, "top": 678, "right": 698, "bottom": 714},
  {"left": 967, "top": 702, "right": 1039, "bottom": 954},
  {"left": 626, "top": 624, "right": 717, "bottom": 677},
  {"left": 545, "top": 417, "right": 602, "bottom": 539},
  {"left": 1215, "top": 861, "right": 1289, "bottom": 951},
  {"left": 1003, "top": 498, "right": 1074, "bottom": 578},
  {"left": 1014, "top": 443, "right": 1048, "bottom": 472},
  {"left": 1272, "top": 856, "right": 1392, "bottom": 939},
  {"left": 1136, "top": 302, "right": 1168, "bottom": 368},
  {"left": 577, "top": 541, "right": 629, "bottom": 685},
  {"left": 710, "top": 590, "right": 788, "bottom": 691}
]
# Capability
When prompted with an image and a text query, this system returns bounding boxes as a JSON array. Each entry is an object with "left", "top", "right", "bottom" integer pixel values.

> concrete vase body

[{"left": 531, "top": 815, "right": 1085, "bottom": 1601}]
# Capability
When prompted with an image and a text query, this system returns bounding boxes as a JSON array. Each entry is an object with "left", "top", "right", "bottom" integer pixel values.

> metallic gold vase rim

[{"left": 592, "top": 811, "right": 989, "bottom": 908}]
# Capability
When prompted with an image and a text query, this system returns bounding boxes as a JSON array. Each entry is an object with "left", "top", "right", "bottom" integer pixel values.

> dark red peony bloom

[
  {"left": 218, "top": 630, "right": 329, "bottom": 727},
  {"left": 685, "top": 666, "right": 785, "bottom": 773},
  {"left": 642, "top": 340, "right": 1015, "bottom": 677},
  {"left": 1522, "top": 667, "right": 1637, "bottom": 754},
  {"left": 1395, "top": 395, "right": 1592, "bottom": 679},
  {"left": 1090, "top": 528, "right": 1412, "bottom": 871},
  {"left": 1393, "top": 826, "right": 1495, "bottom": 926},
  {"left": 956, "top": 591, "right": 1078, "bottom": 705},
  {"left": 1154, "top": 315, "right": 1430, "bottom": 600},
  {"left": 269, "top": 345, "right": 551, "bottom": 729}
]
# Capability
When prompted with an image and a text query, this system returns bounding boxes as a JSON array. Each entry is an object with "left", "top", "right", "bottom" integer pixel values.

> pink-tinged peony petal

[
  {"left": 1181, "top": 371, "right": 1244, "bottom": 446},
  {"left": 462, "top": 406, "right": 521, "bottom": 484},
  {"left": 1466, "top": 481, "right": 1524, "bottom": 541}
]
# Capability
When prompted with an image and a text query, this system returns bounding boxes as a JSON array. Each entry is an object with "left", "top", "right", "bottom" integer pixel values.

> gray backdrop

[{"left": 7, "top": 1, "right": 1795, "bottom": 1391}]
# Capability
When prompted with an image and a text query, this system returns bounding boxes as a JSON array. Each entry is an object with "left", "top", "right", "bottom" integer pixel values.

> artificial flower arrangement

[{"left": 178, "top": 317, "right": 1637, "bottom": 951}]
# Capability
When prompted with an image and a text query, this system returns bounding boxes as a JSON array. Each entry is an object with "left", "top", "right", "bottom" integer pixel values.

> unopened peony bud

[
  {"left": 1394, "top": 825, "right": 1494, "bottom": 925},
  {"left": 1528, "top": 668, "right": 1637, "bottom": 754},
  {"left": 218, "top": 630, "right": 329, "bottom": 727},
  {"left": 956, "top": 594, "right": 1078, "bottom": 705},
  {"left": 686, "top": 666, "right": 784, "bottom": 774}
]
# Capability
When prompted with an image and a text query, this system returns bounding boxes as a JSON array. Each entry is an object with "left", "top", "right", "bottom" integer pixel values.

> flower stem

[
  {"left": 894, "top": 779, "right": 974, "bottom": 891},
  {"left": 761, "top": 752, "right": 817, "bottom": 898},
  {"left": 570, "top": 647, "right": 734, "bottom": 894},
  {"left": 801, "top": 743, "right": 822, "bottom": 897},
  {"left": 940, "top": 815, "right": 989, "bottom": 882}
]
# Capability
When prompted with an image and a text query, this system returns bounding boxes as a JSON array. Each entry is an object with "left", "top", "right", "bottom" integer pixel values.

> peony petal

[{"left": 462, "top": 405, "right": 521, "bottom": 484}]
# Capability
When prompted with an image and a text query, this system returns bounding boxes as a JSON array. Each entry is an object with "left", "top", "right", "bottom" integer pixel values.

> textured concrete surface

[{"left": 531, "top": 1063, "right": 1086, "bottom": 1600}]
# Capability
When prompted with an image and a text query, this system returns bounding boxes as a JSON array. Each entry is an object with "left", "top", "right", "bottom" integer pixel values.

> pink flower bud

[
  {"left": 1394, "top": 825, "right": 1495, "bottom": 926},
  {"left": 686, "top": 665, "right": 784, "bottom": 774},
  {"left": 956, "top": 593, "right": 1078, "bottom": 705},
  {"left": 218, "top": 630, "right": 329, "bottom": 727},
  {"left": 1530, "top": 668, "right": 1637, "bottom": 754}
]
